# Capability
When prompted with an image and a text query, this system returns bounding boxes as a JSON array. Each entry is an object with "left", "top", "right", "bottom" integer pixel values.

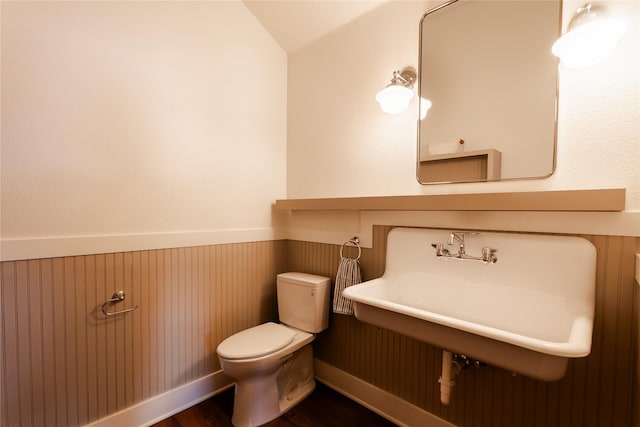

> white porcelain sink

[{"left": 342, "top": 227, "right": 596, "bottom": 380}]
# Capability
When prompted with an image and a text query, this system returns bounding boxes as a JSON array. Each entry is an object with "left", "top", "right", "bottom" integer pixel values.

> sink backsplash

[{"left": 386, "top": 227, "right": 596, "bottom": 301}]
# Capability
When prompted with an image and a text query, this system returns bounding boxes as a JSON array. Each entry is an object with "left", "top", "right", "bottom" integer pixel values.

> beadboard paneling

[
  {"left": 634, "top": 258, "right": 640, "bottom": 427},
  {"left": 2, "top": 230, "right": 637, "bottom": 427},
  {"left": 0, "top": 241, "right": 287, "bottom": 426},
  {"left": 290, "top": 227, "right": 639, "bottom": 427}
]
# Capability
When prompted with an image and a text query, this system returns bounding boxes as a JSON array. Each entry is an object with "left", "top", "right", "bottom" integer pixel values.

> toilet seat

[{"left": 217, "top": 322, "right": 295, "bottom": 360}]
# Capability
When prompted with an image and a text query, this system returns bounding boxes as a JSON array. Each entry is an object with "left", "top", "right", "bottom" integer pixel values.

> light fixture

[
  {"left": 552, "top": 3, "right": 627, "bottom": 68},
  {"left": 419, "top": 97, "right": 432, "bottom": 120},
  {"left": 375, "top": 67, "right": 416, "bottom": 114}
]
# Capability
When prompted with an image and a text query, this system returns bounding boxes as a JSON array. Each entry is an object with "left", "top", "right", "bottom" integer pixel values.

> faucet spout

[
  {"left": 448, "top": 232, "right": 477, "bottom": 256},
  {"left": 448, "top": 232, "right": 461, "bottom": 246}
]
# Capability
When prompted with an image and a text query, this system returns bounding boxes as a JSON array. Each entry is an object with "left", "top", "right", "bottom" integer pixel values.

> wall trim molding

[
  {"left": 85, "top": 371, "right": 234, "bottom": 427},
  {"left": 358, "top": 210, "right": 640, "bottom": 246},
  {"left": 0, "top": 227, "right": 287, "bottom": 261},
  {"left": 286, "top": 211, "right": 640, "bottom": 249},
  {"left": 5, "top": 210, "right": 638, "bottom": 261},
  {"left": 314, "top": 359, "right": 455, "bottom": 427}
]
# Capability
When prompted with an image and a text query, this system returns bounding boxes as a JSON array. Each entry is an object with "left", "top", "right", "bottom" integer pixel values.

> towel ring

[{"left": 340, "top": 237, "right": 361, "bottom": 261}]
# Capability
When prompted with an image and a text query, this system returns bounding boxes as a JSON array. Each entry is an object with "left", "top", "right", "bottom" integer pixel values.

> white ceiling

[{"left": 242, "top": 0, "right": 388, "bottom": 53}]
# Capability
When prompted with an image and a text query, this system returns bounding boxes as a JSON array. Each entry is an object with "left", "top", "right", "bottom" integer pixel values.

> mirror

[{"left": 417, "top": 0, "right": 561, "bottom": 184}]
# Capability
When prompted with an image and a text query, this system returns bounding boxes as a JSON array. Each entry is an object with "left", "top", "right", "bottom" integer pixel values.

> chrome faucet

[{"left": 431, "top": 231, "right": 497, "bottom": 264}]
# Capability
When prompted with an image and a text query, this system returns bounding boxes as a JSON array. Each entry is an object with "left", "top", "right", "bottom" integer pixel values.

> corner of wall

[{"left": 634, "top": 253, "right": 640, "bottom": 427}]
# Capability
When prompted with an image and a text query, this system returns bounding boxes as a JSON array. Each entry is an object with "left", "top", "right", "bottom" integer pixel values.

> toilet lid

[{"left": 217, "top": 322, "right": 295, "bottom": 360}]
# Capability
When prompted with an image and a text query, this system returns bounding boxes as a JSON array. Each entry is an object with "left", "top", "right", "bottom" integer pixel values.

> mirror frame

[{"left": 416, "top": 0, "right": 561, "bottom": 185}]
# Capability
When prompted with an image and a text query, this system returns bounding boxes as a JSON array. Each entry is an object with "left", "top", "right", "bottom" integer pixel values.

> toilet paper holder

[{"left": 101, "top": 290, "right": 139, "bottom": 317}]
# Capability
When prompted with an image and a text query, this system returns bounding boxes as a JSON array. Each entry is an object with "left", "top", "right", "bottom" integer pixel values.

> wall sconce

[
  {"left": 375, "top": 67, "right": 416, "bottom": 114},
  {"left": 552, "top": 3, "right": 627, "bottom": 68}
]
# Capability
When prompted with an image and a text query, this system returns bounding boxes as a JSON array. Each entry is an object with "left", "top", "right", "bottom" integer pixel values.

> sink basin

[{"left": 342, "top": 227, "right": 596, "bottom": 380}]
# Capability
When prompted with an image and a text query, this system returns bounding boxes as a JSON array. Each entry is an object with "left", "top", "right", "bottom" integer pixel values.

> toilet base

[{"left": 231, "top": 345, "right": 315, "bottom": 427}]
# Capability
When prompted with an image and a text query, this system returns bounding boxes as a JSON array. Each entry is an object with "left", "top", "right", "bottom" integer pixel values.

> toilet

[{"left": 216, "top": 272, "right": 331, "bottom": 427}]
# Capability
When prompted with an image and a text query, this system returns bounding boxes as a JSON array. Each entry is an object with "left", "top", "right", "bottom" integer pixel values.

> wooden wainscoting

[
  {"left": 0, "top": 240, "right": 287, "bottom": 427},
  {"left": 288, "top": 226, "right": 639, "bottom": 427},
  {"left": 634, "top": 271, "right": 640, "bottom": 427},
  {"left": 2, "top": 229, "right": 637, "bottom": 427}
]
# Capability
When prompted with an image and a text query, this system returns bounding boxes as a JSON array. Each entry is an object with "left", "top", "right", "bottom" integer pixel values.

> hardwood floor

[{"left": 151, "top": 381, "right": 398, "bottom": 427}]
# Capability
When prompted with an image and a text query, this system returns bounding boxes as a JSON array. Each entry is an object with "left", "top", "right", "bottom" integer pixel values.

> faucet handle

[
  {"left": 431, "top": 243, "right": 450, "bottom": 257},
  {"left": 481, "top": 247, "right": 498, "bottom": 264}
]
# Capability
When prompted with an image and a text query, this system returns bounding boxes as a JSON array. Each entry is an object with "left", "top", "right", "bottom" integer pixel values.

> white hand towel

[{"left": 332, "top": 257, "right": 361, "bottom": 315}]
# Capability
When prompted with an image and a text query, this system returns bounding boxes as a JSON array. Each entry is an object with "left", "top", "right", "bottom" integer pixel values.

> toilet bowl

[{"left": 216, "top": 272, "right": 331, "bottom": 427}]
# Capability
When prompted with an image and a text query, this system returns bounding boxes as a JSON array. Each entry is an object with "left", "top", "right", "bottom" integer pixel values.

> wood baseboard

[
  {"left": 314, "top": 358, "right": 455, "bottom": 427},
  {"left": 85, "top": 371, "right": 234, "bottom": 427}
]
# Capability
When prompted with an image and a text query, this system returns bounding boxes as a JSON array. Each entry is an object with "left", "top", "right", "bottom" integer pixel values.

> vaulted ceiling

[{"left": 242, "top": 0, "right": 388, "bottom": 53}]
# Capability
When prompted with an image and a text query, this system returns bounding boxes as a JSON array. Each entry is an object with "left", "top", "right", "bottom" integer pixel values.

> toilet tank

[{"left": 277, "top": 272, "right": 331, "bottom": 333}]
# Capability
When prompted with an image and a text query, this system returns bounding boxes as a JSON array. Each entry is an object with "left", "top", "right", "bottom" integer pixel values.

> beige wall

[
  {"left": 286, "top": 3, "right": 640, "bottom": 422},
  {"left": 0, "top": 2, "right": 288, "bottom": 424},
  {"left": 0, "top": 1, "right": 287, "bottom": 257},
  {"left": 1, "top": 0, "right": 639, "bottom": 425},
  {"left": 287, "top": 0, "right": 640, "bottom": 211}
]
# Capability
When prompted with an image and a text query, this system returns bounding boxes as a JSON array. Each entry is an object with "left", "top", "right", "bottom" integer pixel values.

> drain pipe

[
  {"left": 438, "top": 351, "right": 456, "bottom": 405},
  {"left": 438, "top": 351, "right": 484, "bottom": 405}
]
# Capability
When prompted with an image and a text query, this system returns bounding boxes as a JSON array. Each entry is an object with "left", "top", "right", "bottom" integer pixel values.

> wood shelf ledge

[{"left": 275, "top": 188, "right": 626, "bottom": 212}]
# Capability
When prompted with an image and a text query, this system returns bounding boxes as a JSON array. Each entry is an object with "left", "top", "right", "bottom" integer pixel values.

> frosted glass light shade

[
  {"left": 420, "top": 97, "right": 432, "bottom": 120},
  {"left": 376, "top": 85, "right": 414, "bottom": 115},
  {"left": 552, "top": 9, "right": 626, "bottom": 68}
]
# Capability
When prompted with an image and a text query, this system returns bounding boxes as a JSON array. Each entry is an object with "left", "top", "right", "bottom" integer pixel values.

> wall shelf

[{"left": 274, "top": 188, "right": 626, "bottom": 212}]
